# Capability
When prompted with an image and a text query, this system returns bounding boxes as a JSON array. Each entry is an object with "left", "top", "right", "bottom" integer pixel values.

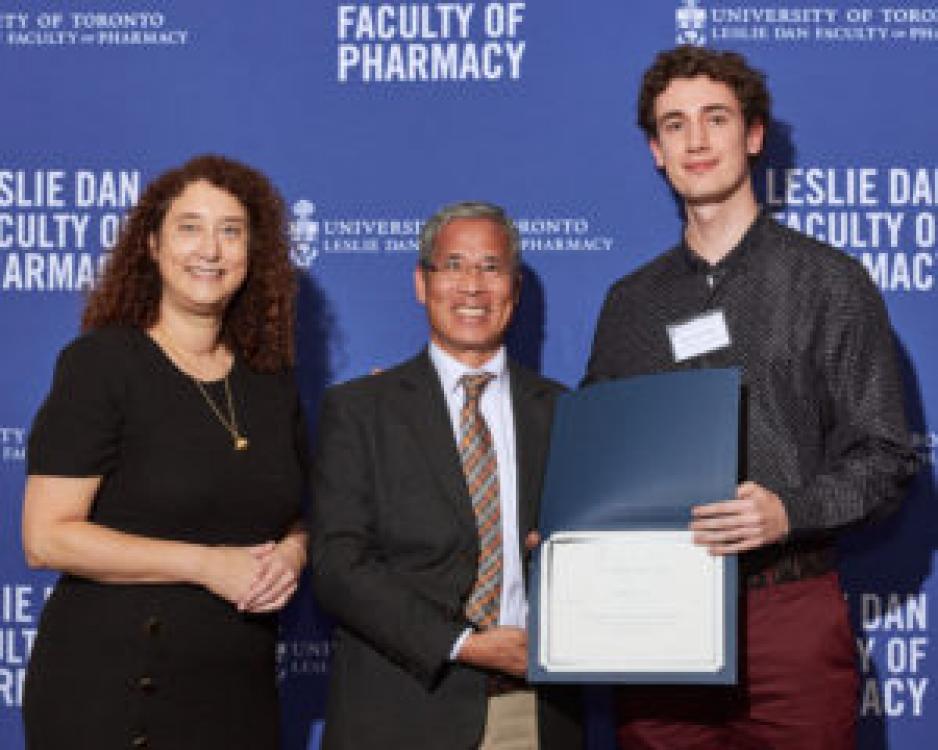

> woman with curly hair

[{"left": 21, "top": 154, "right": 307, "bottom": 749}]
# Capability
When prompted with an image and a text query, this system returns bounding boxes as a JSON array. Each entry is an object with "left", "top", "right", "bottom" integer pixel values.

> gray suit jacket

[{"left": 310, "top": 351, "right": 582, "bottom": 749}]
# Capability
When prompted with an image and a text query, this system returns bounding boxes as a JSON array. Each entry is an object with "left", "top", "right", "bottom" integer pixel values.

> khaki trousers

[{"left": 479, "top": 689, "right": 538, "bottom": 750}]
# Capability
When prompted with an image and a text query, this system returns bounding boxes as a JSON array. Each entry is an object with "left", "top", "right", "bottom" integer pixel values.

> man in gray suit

[{"left": 311, "top": 202, "right": 582, "bottom": 749}]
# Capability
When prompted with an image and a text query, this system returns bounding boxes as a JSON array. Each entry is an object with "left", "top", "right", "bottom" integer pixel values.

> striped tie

[{"left": 459, "top": 372, "right": 502, "bottom": 629}]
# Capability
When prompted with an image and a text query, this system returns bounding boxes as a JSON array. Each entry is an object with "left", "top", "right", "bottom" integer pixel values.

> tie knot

[{"left": 460, "top": 372, "right": 495, "bottom": 402}]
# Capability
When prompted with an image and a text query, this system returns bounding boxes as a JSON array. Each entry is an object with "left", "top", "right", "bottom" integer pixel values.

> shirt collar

[
  {"left": 429, "top": 342, "right": 508, "bottom": 397},
  {"left": 679, "top": 208, "right": 768, "bottom": 274}
]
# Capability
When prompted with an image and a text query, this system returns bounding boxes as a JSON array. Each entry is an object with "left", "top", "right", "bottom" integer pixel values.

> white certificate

[{"left": 539, "top": 530, "right": 724, "bottom": 673}]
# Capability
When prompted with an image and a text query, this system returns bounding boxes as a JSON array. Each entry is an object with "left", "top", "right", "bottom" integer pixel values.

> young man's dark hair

[{"left": 637, "top": 45, "right": 771, "bottom": 137}]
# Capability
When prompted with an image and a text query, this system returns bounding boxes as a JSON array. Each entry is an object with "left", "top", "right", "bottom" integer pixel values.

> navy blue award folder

[{"left": 528, "top": 369, "right": 739, "bottom": 684}]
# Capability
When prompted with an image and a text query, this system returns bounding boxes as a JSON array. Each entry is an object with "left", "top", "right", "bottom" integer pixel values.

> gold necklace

[
  {"left": 152, "top": 327, "right": 249, "bottom": 451},
  {"left": 192, "top": 376, "right": 249, "bottom": 451}
]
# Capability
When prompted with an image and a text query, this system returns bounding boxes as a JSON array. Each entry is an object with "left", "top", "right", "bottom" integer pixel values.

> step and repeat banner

[{"left": 1, "top": 2, "right": 935, "bottom": 748}]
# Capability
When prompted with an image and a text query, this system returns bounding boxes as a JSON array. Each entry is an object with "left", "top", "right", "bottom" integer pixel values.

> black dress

[{"left": 23, "top": 326, "right": 306, "bottom": 750}]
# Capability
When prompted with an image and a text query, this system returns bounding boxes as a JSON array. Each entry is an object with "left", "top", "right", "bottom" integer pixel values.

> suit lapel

[
  {"left": 510, "top": 360, "right": 554, "bottom": 547},
  {"left": 389, "top": 353, "right": 556, "bottom": 546},
  {"left": 391, "top": 351, "right": 476, "bottom": 532}
]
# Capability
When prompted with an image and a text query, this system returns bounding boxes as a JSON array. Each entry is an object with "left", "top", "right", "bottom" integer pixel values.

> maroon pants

[{"left": 616, "top": 572, "right": 858, "bottom": 750}]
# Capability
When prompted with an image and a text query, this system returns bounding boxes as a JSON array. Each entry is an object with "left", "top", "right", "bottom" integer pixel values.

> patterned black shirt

[{"left": 585, "top": 211, "right": 919, "bottom": 575}]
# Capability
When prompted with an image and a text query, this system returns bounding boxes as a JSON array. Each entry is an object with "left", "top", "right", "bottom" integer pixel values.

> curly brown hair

[
  {"left": 637, "top": 45, "right": 771, "bottom": 140},
  {"left": 82, "top": 154, "right": 296, "bottom": 372}
]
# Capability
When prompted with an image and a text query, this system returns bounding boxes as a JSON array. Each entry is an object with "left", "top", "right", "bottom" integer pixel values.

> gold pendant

[{"left": 234, "top": 435, "right": 249, "bottom": 451}]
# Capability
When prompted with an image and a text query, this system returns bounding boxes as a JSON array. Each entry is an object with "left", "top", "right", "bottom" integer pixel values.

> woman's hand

[
  {"left": 198, "top": 545, "right": 266, "bottom": 607},
  {"left": 238, "top": 534, "right": 307, "bottom": 613}
]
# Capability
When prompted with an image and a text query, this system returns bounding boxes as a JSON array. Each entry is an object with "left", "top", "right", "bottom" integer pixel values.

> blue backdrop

[{"left": 1, "top": 2, "right": 935, "bottom": 748}]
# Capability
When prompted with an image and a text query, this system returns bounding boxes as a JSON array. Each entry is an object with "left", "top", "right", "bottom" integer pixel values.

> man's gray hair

[{"left": 418, "top": 201, "right": 521, "bottom": 268}]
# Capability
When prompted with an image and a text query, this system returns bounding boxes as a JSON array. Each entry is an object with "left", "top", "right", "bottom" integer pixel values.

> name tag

[{"left": 667, "top": 310, "right": 731, "bottom": 363}]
